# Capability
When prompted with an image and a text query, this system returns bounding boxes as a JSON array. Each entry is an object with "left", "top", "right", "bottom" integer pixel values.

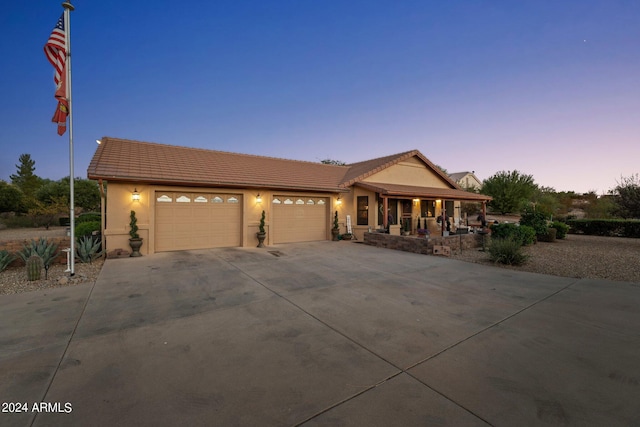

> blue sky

[{"left": 2, "top": 1, "right": 639, "bottom": 194}]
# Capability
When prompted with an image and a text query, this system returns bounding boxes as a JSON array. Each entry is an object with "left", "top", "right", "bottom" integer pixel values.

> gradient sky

[{"left": 2, "top": 1, "right": 639, "bottom": 194}]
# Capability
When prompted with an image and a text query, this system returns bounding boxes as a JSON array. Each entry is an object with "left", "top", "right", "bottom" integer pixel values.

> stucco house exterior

[
  {"left": 87, "top": 137, "right": 491, "bottom": 255},
  {"left": 449, "top": 171, "right": 483, "bottom": 191}
]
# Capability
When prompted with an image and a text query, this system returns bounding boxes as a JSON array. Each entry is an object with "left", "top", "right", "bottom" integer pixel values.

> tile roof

[
  {"left": 87, "top": 137, "right": 350, "bottom": 192},
  {"left": 356, "top": 182, "right": 491, "bottom": 201},
  {"left": 87, "top": 138, "right": 467, "bottom": 195}
]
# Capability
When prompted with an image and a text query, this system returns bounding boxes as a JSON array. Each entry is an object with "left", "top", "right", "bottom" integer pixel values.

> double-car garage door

[
  {"left": 155, "top": 192, "right": 242, "bottom": 252},
  {"left": 272, "top": 196, "right": 328, "bottom": 244},
  {"left": 154, "top": 191, "right": 329, "bottom": 252}
]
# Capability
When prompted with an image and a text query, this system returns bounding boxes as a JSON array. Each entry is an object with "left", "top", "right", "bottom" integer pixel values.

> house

[
  {"left": 87, "top": 137, "right": 491, "bottom": 255},
  {"left": 449, "top": 171, "right": 483, "bottom": 191}
]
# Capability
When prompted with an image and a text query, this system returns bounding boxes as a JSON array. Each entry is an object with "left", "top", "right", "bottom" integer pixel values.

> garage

[
  {"left": 272, "top": 196, "right": 328, "bottom": 244},
  {"left": 155, "top": 192, "right": 242, "bottom": 252}
]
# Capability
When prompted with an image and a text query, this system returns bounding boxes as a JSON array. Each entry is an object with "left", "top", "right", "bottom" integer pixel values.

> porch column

[
  {"left": 482, "top": 201, "right": 487, "bottom": 221},
  {"left": 441, "top": 202, "right": 446, "bottom": 236},
  {"left": 382, "top": 196, "right": 388, "bottom": 228}
]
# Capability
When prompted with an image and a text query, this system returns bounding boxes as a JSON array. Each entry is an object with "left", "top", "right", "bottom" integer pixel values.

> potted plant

[
  {"left": 129, "top": 210, "right": 143, "bottom": 257},
  {"left": 332, "top": 211, "right": 340, "bottom": 241},
  {"left": 417, "top": 217, "right": 430, "bottom": 238},
  {"left": 256, "top": 210, "right": 266, "bottom": 248},
  {"left": 401, "top": 219, "right": 410, "bottom": 236}
]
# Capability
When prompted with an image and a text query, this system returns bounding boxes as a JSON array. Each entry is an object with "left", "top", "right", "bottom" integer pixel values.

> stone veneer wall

[
  {"left": 363, "top": 232, "right": 484, "bottom": 255},
  {"left": 0, "top": 237, "right": 71, "bottom": 267}
]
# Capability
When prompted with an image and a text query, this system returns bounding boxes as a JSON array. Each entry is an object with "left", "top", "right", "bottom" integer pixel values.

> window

[
  {"left": 212, "top": 196, "right": 224, "bottom": 203},
  {"left": 194, "top": 195, "right": 208, "bottom": 203},
  {"left": 357, "top": 196, "right": 368, "bottom": 226},
  {"left": 317, "top": 199, "right": 326, "bottom": 205},
  {"left": 227, "top": 196, "right": 239, "bottom": 203},
  {"left": 157, "top": 194, "right": 172, "bottom": 203},
  {"left": 176, "top": 195, "right": 191, "bottom": 203},
  {"left": 420, "top": 200, "right": 435, "bottom": 217},
  {"left": 284, "top": 198, "right": 293, "bottom": 205},
  {"left": 273, "top": 198, "right": 282, "bottom": 204},
  {"left": 306, "top": 199, "right": 315, "bottom": 205},
  {"left": 295, "top": 199, "right": 304, "bottom": 205}
]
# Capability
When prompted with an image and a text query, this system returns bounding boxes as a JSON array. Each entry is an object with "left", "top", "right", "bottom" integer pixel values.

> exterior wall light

[
  {"left": 256, "top": 193, "right": 262, "bottom": 203},
  {"left": 336, "top": 196, "right": 342, "bottom": 205},
  {"left": 132, "top": 188, "right": 140, "bottom": 202}
]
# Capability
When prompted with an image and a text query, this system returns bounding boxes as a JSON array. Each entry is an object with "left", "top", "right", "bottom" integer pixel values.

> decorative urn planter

[
  {"left": 256, "top": 231, "right": 266, "bottom": 248},
  {"left": 129, "top": 238, "right": 143, "bottom": 257}
]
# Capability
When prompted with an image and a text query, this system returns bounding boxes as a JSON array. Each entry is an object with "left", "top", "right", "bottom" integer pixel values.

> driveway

[{"left": 1, "top": 241, "right": 639, "bottom": 426}]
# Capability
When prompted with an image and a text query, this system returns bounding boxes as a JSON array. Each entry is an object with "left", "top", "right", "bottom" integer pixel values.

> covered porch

[{"left": 355, "top": 182, "right": 492, "bottom": 237}]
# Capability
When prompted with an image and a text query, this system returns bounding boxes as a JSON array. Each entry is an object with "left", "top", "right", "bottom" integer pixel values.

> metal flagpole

[{"left": 63, "top": 1, "right": 75, "bottom": 276}]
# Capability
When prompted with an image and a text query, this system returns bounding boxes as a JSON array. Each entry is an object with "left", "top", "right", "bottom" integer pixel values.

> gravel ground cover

[
  {"left": 1, "top": 228, "right": 639, "bottom": 295},
  {"left": 450, "top": 233, "right": 640, "bottom": 283},
  {"left": 0, "top": 226, "right": 104, "bottom": 295}
]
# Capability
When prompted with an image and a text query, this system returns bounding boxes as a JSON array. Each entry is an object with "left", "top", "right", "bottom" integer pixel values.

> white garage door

[
  {"left": 155, "top": 192, "right": 242, "bottom": 252},
  {"left": 272, "top": 196, "right": 328, "bottom": 244}
]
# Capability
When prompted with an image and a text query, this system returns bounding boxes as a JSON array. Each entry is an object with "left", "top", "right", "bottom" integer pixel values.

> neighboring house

[
  {"left": 449, "top": 171, "right": 482, "bottom": 191},
  {"left": 87, "top": 138, "right": 491, "bottom": 255}
]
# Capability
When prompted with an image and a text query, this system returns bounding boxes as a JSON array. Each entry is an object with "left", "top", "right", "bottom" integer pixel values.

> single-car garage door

[
  {"left": 272, "top": 196, "right": 328, "bottom": 244},
  {"left": 155, "top": 192, "right": 242, "bottom": 252}
]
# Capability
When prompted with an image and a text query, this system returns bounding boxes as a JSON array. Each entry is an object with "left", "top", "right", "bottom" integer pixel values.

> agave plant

[
  {"left": 76, "top": 235, "right": 103, "bottom": 264},
  {"left": 18, "top": 238, "right": 60, "bottom": 267},
  {"left": 0, "top": 250, "right": 15, "bottom": 273}
]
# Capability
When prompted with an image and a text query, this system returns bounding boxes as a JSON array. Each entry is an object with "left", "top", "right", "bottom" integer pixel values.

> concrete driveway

[{"left": 1, "top": 241, "right": 639, "bottom": 426}]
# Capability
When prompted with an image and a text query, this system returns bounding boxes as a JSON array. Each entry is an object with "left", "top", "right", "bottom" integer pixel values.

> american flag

[{"left": 44, "top": 13, "right": 69, "bottom": 136}]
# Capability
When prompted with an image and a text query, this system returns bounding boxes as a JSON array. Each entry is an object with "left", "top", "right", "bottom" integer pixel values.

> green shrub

[
  {"left": 550, "top": 221, "right": 569, "bottom": 239},
  {"left": 490, "top": 223, "right": 536, "bottom": 246},
  {"left": 520, "top": 207, "right": 549, "bottom": 236},
  {"left": 0, "top": 250, "right": 15, "bottom": 272},
  {"left": 537, "top": 227, "right": 557, "bottom": 242},
  {"left": 75, "top": 221, "right": 101, "bottom": 237},
  {"left": 488, "top": 237, "right": 529, "bottom": 266},
  {"left": 18, "top": 238, "right": 59, "bottom": 267},
  {"left": 567, "top": 219, "right": 640, "bottom": 238},
  {"left": 76, "top": 235, "right": 103, "bottom": 263},
  {"left": 77, "top": 212, "right": 101, "bottom": 223}
]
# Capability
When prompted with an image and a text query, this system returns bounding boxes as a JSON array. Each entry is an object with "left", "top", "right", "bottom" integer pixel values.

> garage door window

[
  {"left": 227, "top": 196, "right": 239, "bottom": 203},
  {"left": 194, "top": 195, "right": 208, "bottom": 203},
  {"left": 157, "top": 194, "right": 172, "bottom": 202},
  {"left": 176, "top": 195, "right": 191, "bottom": 203}
]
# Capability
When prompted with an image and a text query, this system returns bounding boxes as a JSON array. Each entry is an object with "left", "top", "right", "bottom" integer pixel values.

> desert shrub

[
  {"left": 0, "top": 250, "right": 15, "bottom": 272},
  {"left": 75, "top": 221, "right": 101, "bottom": 237},
  {"left": 550, "top": 221, "right": 569, "bottom": 239},
  {"left": 490, "top": 223, "right": 535, "bottom": 245},
  {"left": 1, "top": 215, "right": 36, "bottom": 229},
  {"left": 488, "top": 237, "right": 529, "bottom": 266},
  {"left": 77, "top": 212, "right": 101, "bottom": 223},
  {"left": 18, "top": 238, "right": 59, "bottom": 267},
  {"left": 76, "top": 235, "right": 103, "bottom": 263}
]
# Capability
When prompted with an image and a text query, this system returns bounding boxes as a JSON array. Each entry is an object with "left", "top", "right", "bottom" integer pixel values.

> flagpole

[{"left": 63, "top": 1, "right": 75, "bottom": 276}]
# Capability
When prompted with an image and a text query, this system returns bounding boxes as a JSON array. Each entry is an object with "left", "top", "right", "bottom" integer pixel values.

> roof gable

[{"left": 341, "top": 150, "right": 460, "bottom": 189}]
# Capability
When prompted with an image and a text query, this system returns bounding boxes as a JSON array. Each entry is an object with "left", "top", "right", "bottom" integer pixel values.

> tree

[
  {"left": 320, "top": 159, "right": 346, "bottom": 165},
  {"left": 612, "top": 174, "right": 640, "bottom": 218},
  {"left": 0, "top": 180, "right": 26, "bottom": 213},
  {"left": 36, "top": 177, "right": 100, "bottom": 212},
  {"left": 481, "top": 170, "right": 537, "bottom": 215},
  {"left": 10, "top": 154, "right": 41, "bottom": 198}
]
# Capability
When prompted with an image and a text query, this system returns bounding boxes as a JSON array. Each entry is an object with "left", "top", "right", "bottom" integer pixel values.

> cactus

[{"left": 26, "top": 255, "right": 44, "bottom": 281}]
